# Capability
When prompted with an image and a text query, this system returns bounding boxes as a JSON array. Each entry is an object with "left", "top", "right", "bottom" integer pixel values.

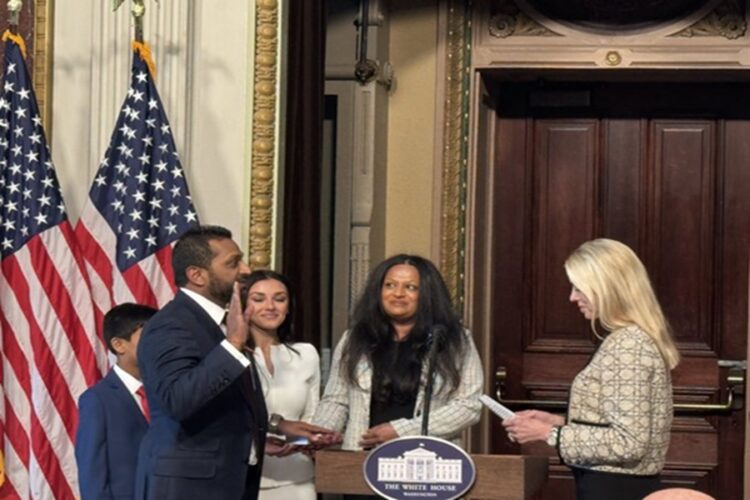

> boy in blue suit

[{"left": 75, "top": 303, "right": 157, "bottom": 500}]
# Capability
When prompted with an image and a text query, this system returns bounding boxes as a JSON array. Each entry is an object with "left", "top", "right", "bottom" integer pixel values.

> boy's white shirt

[{"left": 113, "top": 363, "right": 143, "bottom": 408}]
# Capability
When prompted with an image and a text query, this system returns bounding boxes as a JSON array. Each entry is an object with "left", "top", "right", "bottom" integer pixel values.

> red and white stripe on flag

[
  {"left": 1, "top": 33, "right": 108, "bottom": 499},
  {"left": 0, "top": 225, "right": 108, "bottom": 499},
  {"left": 75, "top": 202, "right": 177, "bottom": 327}
]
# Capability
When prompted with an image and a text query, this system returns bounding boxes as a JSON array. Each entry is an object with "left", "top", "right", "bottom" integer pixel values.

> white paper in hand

[{"left": 480, "top": 394, "right": 515, "bottom": 420}]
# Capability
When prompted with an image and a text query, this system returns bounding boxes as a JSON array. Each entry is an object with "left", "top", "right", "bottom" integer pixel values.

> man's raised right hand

[{"left": 225, "top": 282, "right": 251, "bottom": 351}]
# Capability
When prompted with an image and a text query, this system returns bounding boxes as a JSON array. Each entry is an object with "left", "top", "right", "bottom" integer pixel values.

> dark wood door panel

[
  {"left": 650, "top": 121, "right": 716, "bottom": 353},
  {"left": 601, "top": 119, "right": 646, "bottom": 246},
  {"left": 721, "top": 121, "right": 750, "bottom": 355},
  {"left": 491, "top": 116, "right": 532, "bottom": 407},
  {"left": 532, "top": 120, "right": 598, "bottom": 349}
]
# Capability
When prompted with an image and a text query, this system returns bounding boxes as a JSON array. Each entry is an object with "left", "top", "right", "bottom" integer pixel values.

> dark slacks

[{"left": 572, "top": 467, "right": 661, "bottom": 500}]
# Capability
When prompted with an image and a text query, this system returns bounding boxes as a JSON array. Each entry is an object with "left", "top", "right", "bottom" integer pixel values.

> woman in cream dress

[{"left": 239, "top": 270, "right": 320, "bottom": 500}]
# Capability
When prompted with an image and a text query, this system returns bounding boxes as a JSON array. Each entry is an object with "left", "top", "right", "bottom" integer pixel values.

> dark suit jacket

[
  {"left": 134, "top": 291, "right": 268, "bottom": 500},
  {"left": 75, "top": 369, "right": 149, "bottom": 500}
]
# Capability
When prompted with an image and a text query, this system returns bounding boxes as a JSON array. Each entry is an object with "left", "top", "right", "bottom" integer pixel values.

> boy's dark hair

[
  {"left": 103, "top": 303, "right": 158, "bottom": 354},
  {"left": 172, "top": 225, "right": 233, "bottom": 287}
]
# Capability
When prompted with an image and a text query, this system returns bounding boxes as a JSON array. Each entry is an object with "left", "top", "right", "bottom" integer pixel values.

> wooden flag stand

[{"left": 315, "top": 450, "right": 548, "bottom": 499}]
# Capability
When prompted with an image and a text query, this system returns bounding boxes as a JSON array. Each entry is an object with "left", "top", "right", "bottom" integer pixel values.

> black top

[{"left": 369, "top": 335, "right": 421, "bottom": 427}]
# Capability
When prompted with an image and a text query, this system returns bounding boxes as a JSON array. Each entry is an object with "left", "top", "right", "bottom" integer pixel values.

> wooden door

[{"left": 486, "top": 78, "right": 749, "bottom": 499}]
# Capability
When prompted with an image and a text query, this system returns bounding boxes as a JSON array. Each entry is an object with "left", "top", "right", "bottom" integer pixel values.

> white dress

[{"left": 255, "top": 342, "right": 320, "bottom": 500}]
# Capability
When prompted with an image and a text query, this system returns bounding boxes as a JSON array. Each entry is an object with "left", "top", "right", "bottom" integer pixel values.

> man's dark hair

[
  {"left": 103, "top": 303, "right": 157, "bottom": 354},
  {"left": 172, "top": 225, "right": 233, "bottom": 287}
]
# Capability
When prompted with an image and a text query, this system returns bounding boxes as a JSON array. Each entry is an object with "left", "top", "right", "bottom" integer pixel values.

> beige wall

[
  {"left": 383, "top": 1, "right": 439, "bottom": 258},
  {"left": 52, "top": 0, "right": 258, "bottom": 250}
]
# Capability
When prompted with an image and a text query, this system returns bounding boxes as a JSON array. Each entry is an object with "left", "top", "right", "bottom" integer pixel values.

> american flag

[
  {"left": 0, "top": 35, "right": 107, "bottom": 499},
  {"left": 75, "top": 45, "right": 198, "bottom": 327}
]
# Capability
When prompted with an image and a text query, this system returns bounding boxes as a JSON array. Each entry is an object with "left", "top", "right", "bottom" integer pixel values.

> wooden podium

[{"left": 315, "top": 450, "right": 548, "bottom": 499}]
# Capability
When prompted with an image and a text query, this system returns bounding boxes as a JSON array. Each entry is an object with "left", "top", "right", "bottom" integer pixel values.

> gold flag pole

[
  {"left": 112, "top": 0, "right": 160, "bottom": 43},
  {"left": 3, "top": 0, "right": 27, "bottom": 59},
  {"left": 7, "top": 0, "right": 22, "bottom": 31},
  {"left": 132, "top": 0, "right": 145, "bottom": 43},
  {"left": 113, "top": 0, "right": 157, "bottom": 78}
]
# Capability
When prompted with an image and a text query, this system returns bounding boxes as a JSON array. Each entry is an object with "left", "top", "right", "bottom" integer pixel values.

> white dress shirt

[{"left": 112, "top": 363, "right": 144, "bottom": 410}]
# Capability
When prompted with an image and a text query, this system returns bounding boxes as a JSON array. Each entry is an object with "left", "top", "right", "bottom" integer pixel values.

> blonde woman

[{"left": 504, "top": 239, "right": 679, "bottom": 500}]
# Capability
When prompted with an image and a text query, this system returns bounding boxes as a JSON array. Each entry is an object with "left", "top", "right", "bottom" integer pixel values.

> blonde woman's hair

[{"left": 564, "top": 238, "right": 680, "bottom": 370}]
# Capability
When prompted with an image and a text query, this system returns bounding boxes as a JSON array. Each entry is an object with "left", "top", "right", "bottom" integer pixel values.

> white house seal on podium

[{"left": 362, "top": 436, "right": 476, "bottom": 499}]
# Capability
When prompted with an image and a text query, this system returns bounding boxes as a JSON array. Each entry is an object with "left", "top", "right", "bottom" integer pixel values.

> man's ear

[
  {"left": 110, "top": 337, "right": 127, "bottom": 356},
  {"left": 185, "top": 265, "right": 207, "bottom": 287}
]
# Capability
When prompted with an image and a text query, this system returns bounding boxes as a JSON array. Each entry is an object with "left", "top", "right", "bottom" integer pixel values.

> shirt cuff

[
  {"left": 390, "top": 418, "right": 413, "bottom": 437},
  {"left": 220, "top": 339, "right": 251, "bottom": 368}
]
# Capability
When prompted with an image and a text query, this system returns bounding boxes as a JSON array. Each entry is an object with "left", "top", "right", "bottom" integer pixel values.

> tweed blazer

[
  {"left": 558, "top": 325, "right": 673, "bottom": 476},
  {"left": 313, "top": 329, "right": 483, "bottom": 450}
]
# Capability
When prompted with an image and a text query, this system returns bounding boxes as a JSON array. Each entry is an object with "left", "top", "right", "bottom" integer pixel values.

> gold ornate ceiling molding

[
  {"left": 672, "top": 0, "right": 746, "bottom": 39},
  {"left": 440, "top": 0, "right": 472, "bottom": 309},
  {"left": 488, "top": 0, "right": 560, "bottom": 38},
  {"left": 473, "top": 0, "right": 750, "bottom": 69},
  {"left": 249, "top": 0, "right": 279, "bottom": 269}
]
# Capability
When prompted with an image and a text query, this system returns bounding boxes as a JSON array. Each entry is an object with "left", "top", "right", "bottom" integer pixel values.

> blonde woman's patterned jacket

[
  {"left": 559, "top": 325, "right": 673, "bottom": 476},
  {"left": 313, "top": 329, "right": 483, "bottom": 450}
]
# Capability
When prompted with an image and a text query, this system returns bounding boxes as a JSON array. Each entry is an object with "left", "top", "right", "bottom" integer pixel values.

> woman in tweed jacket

[
  {"left": 314, "top": 254, "right": 483, "bottom": 453},
  {"left": 504, "top": 239, "right": 680, "bottom": 500}
]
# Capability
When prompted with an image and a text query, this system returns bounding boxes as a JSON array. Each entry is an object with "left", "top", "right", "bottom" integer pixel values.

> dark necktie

[
  {"left": 244, "top": 355, "right": 268, "bottom": 433},
  {"left": 241, "top": 354, "right": 260, "bottom": 403}
]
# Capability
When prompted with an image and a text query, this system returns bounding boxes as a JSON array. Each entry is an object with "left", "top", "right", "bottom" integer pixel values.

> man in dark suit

[
  {"left": 75, "top": 303, "right": 157, "bottom": 500},
  {"left": 135, "top": 225, "right": 337, "bottom": 500}
]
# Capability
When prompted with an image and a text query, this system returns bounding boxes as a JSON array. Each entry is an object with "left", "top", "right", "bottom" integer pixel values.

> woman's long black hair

[
  {"left": 238, "top": 270, "right": 298, "bottom": 352},
  {"left": 342, "top": 254, "right": 465, "bottom": 397}
]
